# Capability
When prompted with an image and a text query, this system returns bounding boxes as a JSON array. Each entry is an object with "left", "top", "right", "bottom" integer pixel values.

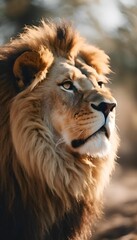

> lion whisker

[{"left": 55, "top": 137, "right": 65, "bottom": 148}]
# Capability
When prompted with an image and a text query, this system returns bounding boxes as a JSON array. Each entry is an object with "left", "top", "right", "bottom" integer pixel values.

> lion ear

[{"left": 13, "top": 50, "right": 53, "bottom": 89}]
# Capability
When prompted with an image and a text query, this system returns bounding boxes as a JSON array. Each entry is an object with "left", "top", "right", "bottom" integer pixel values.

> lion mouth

[{"left": 71, "top": 126, "right": 108, "bottom": 148}]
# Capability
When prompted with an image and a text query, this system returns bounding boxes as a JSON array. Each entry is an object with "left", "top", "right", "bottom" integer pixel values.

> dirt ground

[{"left": 93, "top": 165, "right": 137, "bottom": 240}]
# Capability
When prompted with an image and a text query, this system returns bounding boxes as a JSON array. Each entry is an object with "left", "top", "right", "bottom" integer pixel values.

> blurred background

[{"left": 0, "top": 0, "right": 137, "bottom": 239}]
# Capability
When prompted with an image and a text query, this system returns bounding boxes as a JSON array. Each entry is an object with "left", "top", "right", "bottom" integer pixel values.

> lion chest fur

[{"left": 0, "top": 20, "right": 119, "bottom": 240}]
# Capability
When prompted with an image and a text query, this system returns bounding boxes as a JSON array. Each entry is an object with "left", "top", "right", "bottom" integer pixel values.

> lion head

[{"left": 0, "top": 21, "right": 119, "bottom": 240}]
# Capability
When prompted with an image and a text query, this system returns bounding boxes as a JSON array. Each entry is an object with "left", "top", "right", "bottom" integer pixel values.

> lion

[{"left": 0, "top": 20, "right": 119, "bottom": 240}]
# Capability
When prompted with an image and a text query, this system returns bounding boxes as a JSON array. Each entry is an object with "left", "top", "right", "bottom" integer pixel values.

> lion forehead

[{"left": 49, "top": 59, "right": 98, "bottom": 91}]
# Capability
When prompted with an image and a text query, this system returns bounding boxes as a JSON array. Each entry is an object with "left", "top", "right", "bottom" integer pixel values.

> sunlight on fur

[{"left": 0, "top": 20, "right": 119, "bottom": 240}]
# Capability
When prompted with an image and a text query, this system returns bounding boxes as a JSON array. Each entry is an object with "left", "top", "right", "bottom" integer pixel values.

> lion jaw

[{"left": 61, "top": 111, "right": 116, "bottom": 158}]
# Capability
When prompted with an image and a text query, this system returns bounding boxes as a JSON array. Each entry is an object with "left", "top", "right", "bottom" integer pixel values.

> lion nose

[{"left": 91, "top": 102, "right": 116, "bottom": 118}]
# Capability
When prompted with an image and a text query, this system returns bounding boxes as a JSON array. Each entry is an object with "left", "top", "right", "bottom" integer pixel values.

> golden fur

[{"left": 0, "top": 20, "right": 119, "bottom": 240}]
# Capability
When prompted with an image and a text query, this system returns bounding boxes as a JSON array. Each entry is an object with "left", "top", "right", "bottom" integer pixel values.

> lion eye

[
  {"left": 60, "top": 81, "right": 77, "bottom": 92},
  {"left": 98, "top": 81, "right": 104, "bottom": 88}
]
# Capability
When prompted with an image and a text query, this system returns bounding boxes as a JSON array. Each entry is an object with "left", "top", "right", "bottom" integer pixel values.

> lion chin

[
  {"left": 0, "top": 20, "right": 119, "bottom": 240},
  {"left": 72, "top": 133, "right": 111, "bottom": 157}
]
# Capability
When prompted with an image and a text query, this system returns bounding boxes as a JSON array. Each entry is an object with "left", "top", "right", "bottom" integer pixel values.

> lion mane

[{"left": 0, "top": 20, "right": 119, "bottom": 240}]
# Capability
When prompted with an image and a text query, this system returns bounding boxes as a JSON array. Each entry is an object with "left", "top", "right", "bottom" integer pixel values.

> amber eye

[
  {"left": 98, "top": 81, "right": 104, "bottom": 88},
  {"left": 60, "top": 81, "right": 77, "bottom": 92}
]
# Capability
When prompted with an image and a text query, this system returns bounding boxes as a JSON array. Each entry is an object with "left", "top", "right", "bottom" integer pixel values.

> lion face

[{"left": 43, "top": 57, "right": 116, "bottom": 158}]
